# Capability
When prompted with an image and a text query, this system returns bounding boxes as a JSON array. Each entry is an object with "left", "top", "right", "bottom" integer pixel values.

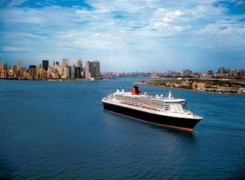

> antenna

[
  {"left": 122, "top": 70, "right": 125, "bottom": 91},
  {"left": 168, "top": 90, "right": 173, "bottom": 99}
]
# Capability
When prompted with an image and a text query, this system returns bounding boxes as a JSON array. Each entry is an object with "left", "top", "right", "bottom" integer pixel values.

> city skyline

[
  {"left": 0, "top": 59, "right": 101, "bottom": 80},
  {"left": 1, "top": 58, "right": 244, "bottom": 74},
  {"left": 0, "top": 0, "right": 244, "bottom": 72}
]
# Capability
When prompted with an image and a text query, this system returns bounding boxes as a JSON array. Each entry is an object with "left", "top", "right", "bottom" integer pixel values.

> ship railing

[
  {"left": 168, "top": 104, "right": 186, "bottom": 114},
  {"left": 115, "top": 95, "right": 162, "bottom": 111},
  {"left": 120, "top": 100, "right": 159, "bottom": 111}
]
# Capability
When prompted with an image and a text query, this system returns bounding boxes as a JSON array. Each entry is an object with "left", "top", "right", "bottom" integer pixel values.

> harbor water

[{"left": 0, "top": 78, "right": 244, "bottom": 179}]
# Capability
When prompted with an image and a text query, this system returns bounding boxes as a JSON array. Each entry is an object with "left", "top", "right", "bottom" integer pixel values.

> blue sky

[{"left": 0, "top": 0, "right": 244, "bottom": 72}]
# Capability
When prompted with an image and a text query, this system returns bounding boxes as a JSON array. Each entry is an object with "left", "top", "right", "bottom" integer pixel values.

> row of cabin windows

[{"left": 115, "top": 95, "right": 187, "bottom": 110}]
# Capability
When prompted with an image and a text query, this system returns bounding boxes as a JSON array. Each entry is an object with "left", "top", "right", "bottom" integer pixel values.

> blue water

[{"left": 0, "top": 78, "right": 244, "bottom": 179}]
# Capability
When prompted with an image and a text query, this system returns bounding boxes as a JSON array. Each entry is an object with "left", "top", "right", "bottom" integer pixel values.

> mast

[{"left": 168, "top": 91, "right": 173, "bottom": 99}]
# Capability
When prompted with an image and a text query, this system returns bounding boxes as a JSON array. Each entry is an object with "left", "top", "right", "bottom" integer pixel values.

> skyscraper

[
  {"left": 76, "top": 59, "right": 82, "bottom": 78},
  {"left": 42, "top": 60, "right": 49, "bottom": 71},
  {"left": 85, "top": 60, "right": 100, "bottom": 80},
  {"left": 77, "top": 59, "right": 82, "bottom": 68},
  {"left": 0, "top": 61, "right": 8, "bottom": 79},
  {"left": 75, "top": 66, "right": 81, "bottom": 78},
  {"left": 53, "top": 61, "right": 59, "bottom": 66},
  {"left": 29, "top": 65, "right": 36, "bottom": 80},
  {"left": 62, "top": 58, "right": 69, "bottom": 67},
  {"left": 16, "top": 61, "right": 22, "bottom": 71},
  {"left": 71, "top": 65, "right": 75, "bottom": 79}
]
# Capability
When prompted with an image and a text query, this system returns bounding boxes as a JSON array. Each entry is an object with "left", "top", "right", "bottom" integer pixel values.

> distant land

[
  {"left": 103, "top": 67, "right": 245, "bottom": 80},
  {"left": 135, "top": 79, "right": 245, "bottom": 94},
  {"left": 1, "top": 60, "right": 245, "bottom": 95}
]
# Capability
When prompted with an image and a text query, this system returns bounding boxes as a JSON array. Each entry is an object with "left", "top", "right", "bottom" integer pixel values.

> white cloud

[
  {"left": 151, "top": 8, "right": 183, "bottom": 29},
  {"left": 194, "top": 19, "right": 245, "bottom": 49},
  {"left": 8, "top": 0, "right": 28, "bottom": 7},
  {"left": 2, "top": 46, "right": 30, "bottom": 52},
  {"left": 0, "top": 0, "right": 244, "bottom": 70},
  {"left": 1, "top": 0, "right": 242, "bottom": 47}
]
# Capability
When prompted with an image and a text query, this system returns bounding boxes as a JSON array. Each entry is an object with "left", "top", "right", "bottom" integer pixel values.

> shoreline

[
  {"left": 134, "top": 81, "right": 245, "bottom": 95},
  {"left": 0, "top": 78, "right": 96, "bottom": 82}
]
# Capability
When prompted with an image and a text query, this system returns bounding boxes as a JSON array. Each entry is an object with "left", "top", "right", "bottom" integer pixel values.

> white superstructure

[{"left": 102, "top": 88, "right": 202, "bottom": 120}]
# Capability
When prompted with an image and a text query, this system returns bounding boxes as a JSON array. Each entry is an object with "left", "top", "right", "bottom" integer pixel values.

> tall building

[
  {"left": 67, "top": 66, "right": 71, "bottom": 79},
  {"left": 77, "top": 59, "right": 82, "bottom": 68},
  {"left": 218, "top": 67, "right": 226, "bottom": 74},
  {"left": 62, "top": 66, "right": 69, "bottom": 79},
  {"left": 42, "top": 60, "right": 49, "bottom": 71},
  {"left": 29, "top": 65, "right": 36, "bottom": 80},
  {"left": 53, "top": 61, "right": 59, "bottom": 66},
  {"left": 85, "top": 60, "right": 100, "bottom": 79},
  {"left": 239, "top": 69, "right": 244, "bottom": 76},
  {"left": 12, "top": 65, "right": 17, "bottom": 77},
  {"left": 76, "top": 59, "right": 83, "bottom": 78},
  {"left": 181, "top": 69, "right": 192, "bottom": 76},
  {"left": 16, "top": 61, "right": 22, "bottom": 78},
  {"left": 71, "top": 65, "right": 75, "bottom": 79},
  {"left": 16, "top": 61, "right": 22, "bottom": 71},
  {"left": 75, "top": 66, "right": 81, "bottom": 78},
  {"left": 62, "top": 58, "right": 69, "bottom": 67},
  {"left": 0, "top": 61, "right": 8, "bottom": 78}
]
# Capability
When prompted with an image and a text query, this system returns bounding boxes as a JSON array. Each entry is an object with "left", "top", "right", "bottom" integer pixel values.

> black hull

[{"left": 103, "top": 102, "right": 201, "bottom": 132}]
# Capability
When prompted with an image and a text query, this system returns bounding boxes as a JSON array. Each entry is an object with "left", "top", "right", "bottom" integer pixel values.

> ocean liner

[{"left": 102, "top": 86, "right": 202, "bottom": 132}]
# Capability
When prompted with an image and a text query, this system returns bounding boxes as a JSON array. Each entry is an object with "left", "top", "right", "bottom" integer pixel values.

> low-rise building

[{"left": 192, "top": 82, "right": 207, "bottom": 91}]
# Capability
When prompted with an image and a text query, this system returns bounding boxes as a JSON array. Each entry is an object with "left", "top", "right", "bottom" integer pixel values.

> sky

[{"left": 0, "top": 0, "right": 244, "bottom": 72}]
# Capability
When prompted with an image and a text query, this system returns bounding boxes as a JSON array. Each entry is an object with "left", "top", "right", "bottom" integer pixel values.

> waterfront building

[
  {"left": 11, "top": 64, "right": 17, "bottom": 78},
  {"left": 52, "top": 62, "right": 62, "bottom": 78},
  {"left": 0, "top": 61, "right": 8, "bottom": 79},
  {"left": 41, "top": 68, "right": 48, "bottom": 79},
  {"left": 238, "top": 69, "right": 244, "bottom": 78},
  {"left": 71, "top": 65, "right": 75, "bottom": 79},
  {"left": 207, "top": 70, "right": 213, "bottom": 75},
  {"left": 53, "top": 61, "right": 59, "bottom": 66},
  {"left": 42, "top": 60, "right": 49, "bottom": 71},
  {"left": 85, "top": 60, "right": 100, "bottom": 80},
  {"left": 75, "top": 66, "right": 81, "bottom": 78},
  {"left": 192, "top": 82, "right": 207, "bottom": 91},
  {"left": 218, "top": 67, "right": 226, "bottom": 74},
  {"left": 77, "top": 59, "right": 82, "bottom": 68},
  {"left": 76, "top": 59, "right": 83, "bottom": 78},
  {"left": 62, "top": 58, "right": 69, "bottom": 67},
  {"left": 15, "top": 61, "right": 22, "bottom": 78},
  {"left": 200, "top": 73, "right": 213, "bottom": 79},
  {"left": 29, "top": 65, "right": 36, "bottom": 80},
  {"left": 36, "top": 67, "right": 43, "bottom": 79},
  {"left": 62, "top": 66, "right": 70, "bottom": 79},
  {"left": 85, "top": 61, "right": 91, "bottom": 79},
  {"left": 67, "top": 66, "right": 71, "bottom": 79},
  {"left": 181, "top": 69, "right": 192, "bottom": 76}
]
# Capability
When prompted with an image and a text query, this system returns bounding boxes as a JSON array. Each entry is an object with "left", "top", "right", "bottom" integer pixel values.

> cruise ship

[{"left": 102, "top": 86, "right": 202, "bottom": 132}]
